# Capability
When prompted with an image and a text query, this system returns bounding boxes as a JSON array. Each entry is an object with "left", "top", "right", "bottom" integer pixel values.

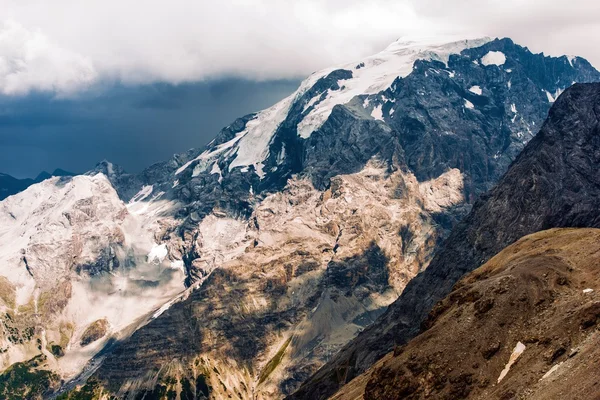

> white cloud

[
  {"left": 0, "top": 20, "right": 97, "bottom": 95},
  {"left": 0, "top": 0, "right": 599, "bottom": 95}
]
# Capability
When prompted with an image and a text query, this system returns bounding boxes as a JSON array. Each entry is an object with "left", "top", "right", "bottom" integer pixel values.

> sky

[{"left": 0, "top": 0, "right": 599, "bottom": 176}]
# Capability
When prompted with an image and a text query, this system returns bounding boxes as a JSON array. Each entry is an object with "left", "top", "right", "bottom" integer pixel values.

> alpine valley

[{"left": 0, "top": 36, "right": 599, "bottom": 400}]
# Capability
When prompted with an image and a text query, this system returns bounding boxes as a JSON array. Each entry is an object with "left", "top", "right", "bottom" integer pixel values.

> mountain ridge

[
  {"left": 0, "top": 169, "right": 76, "bottom": 200},
  {"left": 289, "top": 82, "right": 600, "bottom": 399}
]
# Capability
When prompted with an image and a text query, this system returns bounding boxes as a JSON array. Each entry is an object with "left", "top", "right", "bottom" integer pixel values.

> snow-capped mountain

[
  {"left": 0, "top": 175, "right": 185, "bottom": 379},
  {"left": 0, "top": 169, "right": 75, "bottom": 200},
  {"left": 0, "top": 36, "right": 598, "bottom": 399}
]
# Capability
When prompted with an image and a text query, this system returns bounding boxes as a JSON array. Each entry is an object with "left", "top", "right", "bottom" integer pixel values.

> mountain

[
  {"left": 289, "top": 82, "right": 600, "bottom": 399},
  {"left": 0, "top": 38, "right": 598, "bottom": 399},
  {"left": 331, "top": 228, "right": 600, "bottom": 400},
  {"left": 0, "top": 169, "right": 76, "bottom": 200}
]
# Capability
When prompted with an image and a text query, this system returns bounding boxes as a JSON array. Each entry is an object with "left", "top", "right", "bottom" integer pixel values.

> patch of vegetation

[
  {"left": 17, "top": 296, "right": 35, "bottom": 314},
  {"left": 49, "top": 343, "right": 65, "bottom": 357},
  {"left": 59, "top": 322, "right": 74, "bottom": 348},
  {"left": 258, "top": 337, "right": 292, "bottom": 385},
  {"left": 55, "top": 378, "right": 116, "bottom": 400},
  {"left": 37, "top": 281, "right": 72, "bottom": 320},
  {"left": 180, "top": 377, "right": 194, "bottom": 400},
  {"left": 80, "top": 318, "right": 109, "bottom": 346},
  {"left": 0, "top": 276, "right": 16, "bottom": 309},
  {"left": 0, "top": 355, "right": 60, "bottom": 400},
  {"left": 1, "top": 312, "right": 35, "bottom": 345}
]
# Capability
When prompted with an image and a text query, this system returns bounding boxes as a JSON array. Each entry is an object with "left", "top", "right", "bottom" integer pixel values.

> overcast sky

[
  {"left": 2, "top": 0, "right": 599, "bottom": 95},
  {"left": 0, "top": 0, "right": 599, "bottom": 176}
]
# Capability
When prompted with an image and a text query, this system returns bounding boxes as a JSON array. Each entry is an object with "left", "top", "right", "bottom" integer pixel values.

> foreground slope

[
  {"left": 290, "top": 82, "right": 600, "bottom": 399},
  {"left": 333, "top": 228, "right": 600, "bottom": 400}
]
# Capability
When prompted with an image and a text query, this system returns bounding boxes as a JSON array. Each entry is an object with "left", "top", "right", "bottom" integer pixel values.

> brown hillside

[{"left": 333, "top": 228, "right": 600, "bottom": 400}]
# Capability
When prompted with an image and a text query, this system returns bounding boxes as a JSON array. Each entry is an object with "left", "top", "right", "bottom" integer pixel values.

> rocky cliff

[
  {"left": 331, "top": 228, "right": 600, "bottom": 400},
  {"left": 290, "top": 82, "right": 600, "bottom": 399}
]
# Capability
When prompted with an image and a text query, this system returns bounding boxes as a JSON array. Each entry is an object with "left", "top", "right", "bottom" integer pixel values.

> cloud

[
  {"left": 0, "top": 0, "right": 599, "bottom": 95},
  {"left": 0, "top": 20, "right": 97, "bottom": 95}
]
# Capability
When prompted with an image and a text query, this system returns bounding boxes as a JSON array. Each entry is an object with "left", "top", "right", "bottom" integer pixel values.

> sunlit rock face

[
  {"left": 89, "top": 162, "right": 464, "bottom": 399},
  {"left": 291, "top": 82, "right": 600, "bottom": 400},
  {"left": 1, "top": 37, "right": 599, "bottom": 399}
]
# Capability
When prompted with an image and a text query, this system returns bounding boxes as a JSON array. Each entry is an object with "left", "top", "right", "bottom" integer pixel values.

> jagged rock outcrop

[
  {"left": 290, "top": 82, "right": 600, "bottom": 399},
  {"left": 331, "top": 228, "right": 600, "bottom": 400},
  {"left": 0, "top": 175, "right": 186, "bottom": 380},
  {"left": 75, "top": 164, "right": 465, "bottom": 400}
]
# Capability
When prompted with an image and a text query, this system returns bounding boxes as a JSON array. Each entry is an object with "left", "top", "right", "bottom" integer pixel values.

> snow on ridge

[
  {"left": 228, "top": 93, "right": 295, "bottom": 176},
  {"left": 175, "top": 130, "right": 247, "bottom": 176},
  {"left": 129, "top": 185, "right": 153, "bottom": 204},
  {"left": 174, "top": 36, "right": 492, "bottom": 177},
  {"left": 481, "top": 51, "right": 506, "bottom": 66},
  {"left": 296, "top": 36, "right": 491, "bottom": 138}
]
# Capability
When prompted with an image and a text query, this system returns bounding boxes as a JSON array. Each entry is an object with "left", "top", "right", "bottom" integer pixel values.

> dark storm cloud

[
  {"left": 0, "top": 79, "right": 300, "bottom": 178},
  {"left": 1, "top": 1, "right": 598, "bottom": 178}
]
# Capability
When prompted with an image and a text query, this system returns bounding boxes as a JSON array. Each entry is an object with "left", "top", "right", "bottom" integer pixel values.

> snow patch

[
  {"left": 176, "top": 129, "right": 247, "bottom": 176},
  {"left": 583, "top": 288, "right": 594, "bottom": 294},
  {"left": 147, "top": 243, "right": 168, "bottom": 264},
  {"left": 210, "top": 162, "right": 223, "bottom": 183},
  {"left": 371, "top": 104, "right": 384, "bottom": 121},
  {"left": 303, "top": 95, "right": 320, "bottom": 113},
  {"left": 541, "top": 362, "right": 563, "bottom": 380},
  {"left": 170, "top": 260, "right": 184, "bottom": 270},
  {"left": 468, "top": 85, "right": 482, "bottom": 95},
  {"left": 546, "top": 90, "right": 556, "bottom": 103},
  {"left": 481, "top": 51, "right": 506, "bottom": 66},
  {"left": 129, "top": 185, "right": 153, "bottom": 204},
  {"left": 498, "top": 342, "right": 526, "bottom": 383},
  {"left": 276, "top": 144, "right": 286, "bottom": 165},
  {"left": 228, "top": 94, "right": 295, "bottom": 175}
]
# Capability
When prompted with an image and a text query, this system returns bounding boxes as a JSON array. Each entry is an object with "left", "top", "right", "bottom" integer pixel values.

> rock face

[
  {"left": 1, "top": 38, "right": 599, "bottom": 399},
  {"left": 332, "top": 228, "right": 600, "bottom": 400},
  {"left": 290, "top": 82, "right": 600, "bottom": 399},
  {"left": 85, "top": 164, "right": 465, "bottom": 400},
  {"left": 0, "top": 175, "right": 186, "bottom": 380}
]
